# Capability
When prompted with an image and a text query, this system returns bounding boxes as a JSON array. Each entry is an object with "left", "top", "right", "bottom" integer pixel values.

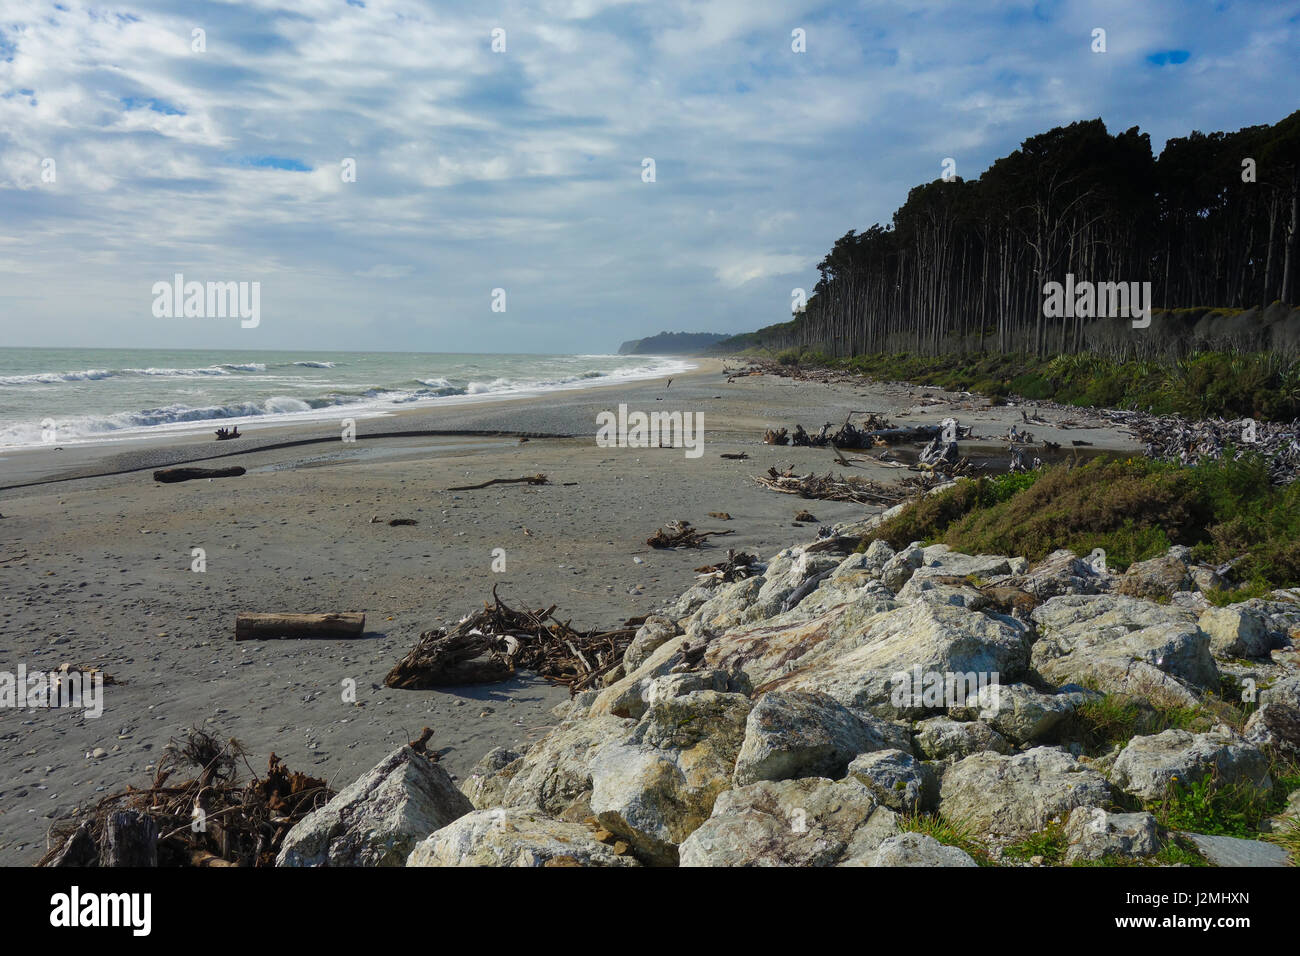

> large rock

[
  {"left": 917, "top": 544, "right": 1020, "bottom": 579},
  {"left": 913, "top": 717, "right": 1011, "bottom": 760},
  {"left": 623, "top": 616, "right": 680, "bottom": 672},
  {"left": 590, "top": 631, "right": 695, "bottom": 718},
  {"left": 688, "top": 576, "right": 768, "bottom": 634},
  {"left": 896, "top": 576, "right": 990, "bottom": 610},
  {"left": 938, "top": 747, "right": 1112, "bottom": 840},
  {"left": 880, "top": 543, "right": 925, "bottom": 591},
  {"left": 750, "top": 550, "right": 844, "bottom": 618},
  {"left": 1199, "top": 606, "right": 1271, "bottom": 659},
  {"left": 1062, "top": 807, "right": 1164, "bottom": 864},
  {"left": 717, "top": 601, "right": 1030, "bottom": 719},
  {"left": 833, "top": 539, "right": 894, "bottom": 582},
  {"left": 609, "top": 667, "right": 750, "bottom": 721},
  {"left": 1116, "top": 547, "right": 1195, "bottom": 600},
  {"left": 864, "top": 832, "right": 978, "bottom": 867},
  {"left": 1003, "top": 549, "right": 1111, "bottom": 600},
  {"left": 733, "top": 690, "right": 910, "bottom": 786},
  {"left": 501, "top": 714, "right": 632, "bottom": 819},
  {"left": 663, "top": 580, "right": 723, "bottom": 622},
  {"left": 1110, "top": 729, "right": 1273, "bottom": 802},
  {"left": 976, "top": 683, "right": 1076, "bottom": 744},
  {"left": 1031, "top": 594, "right": 1217, "bottom": 701},
  {"left": 277, "top": 746, "right": 473, "bottom": 867},
  {"left": 1246, "top": 596, "right": 1300, "bottom": 646},
  {"left": 844, "top": 749, "right": 938, "bottom": 812},
  {"left": 1243, "top": 675, "right": 1300, "bottom": 759},
  {"left": 699, "top": 590, "right": 901, "bottom": 694},
  {"left": 460, "top": 747, "right": 522, "bottom": 809},
  {"left": 589, "top": 690, "right": 752, "bottom": 865},
  {"left": 678, "top": 777, "right": 898, "bottom": 867},
  {"left": 406, "top": 809, "right": 638, "bottom": 867}
]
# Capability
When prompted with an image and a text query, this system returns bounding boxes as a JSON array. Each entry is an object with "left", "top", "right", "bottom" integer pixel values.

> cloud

[{"left": 0, "top": 0, "right": 1296, "bottom": 351}]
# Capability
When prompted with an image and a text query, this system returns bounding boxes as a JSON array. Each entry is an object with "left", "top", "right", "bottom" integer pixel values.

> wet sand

[{"left": 0, "top": 360, "right": 1140, "bottom": 863}]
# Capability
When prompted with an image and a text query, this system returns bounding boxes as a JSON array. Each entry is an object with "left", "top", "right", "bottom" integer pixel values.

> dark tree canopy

[{"left": 725, "top": 111, "right": 1300, "bottom": 358}]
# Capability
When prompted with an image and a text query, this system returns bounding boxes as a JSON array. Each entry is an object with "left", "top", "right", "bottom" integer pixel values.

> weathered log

[
  {"left": 446, "top": 473, "right": 548, "bottom": 491},
  {"left": 153, "top": 466, "right": 247, "bottom": 483},
  {"left": 100, "top": 810, "right": 158, "bottom": 867},
  {"left": 804, "top": 535, "right": 860, "bottom": 554},
  {"left": 385, "top": 627, "right": 513, "bottom": 688},
  {"left": 234, "top": 612, "right": 365, "bottom": 641}
]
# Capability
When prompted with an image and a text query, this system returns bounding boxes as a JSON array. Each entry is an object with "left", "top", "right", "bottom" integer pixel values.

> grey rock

[
  {"left": 679, "top": 776, "right": 898, "bottom": 867},
  {"left": 1004, "top": 548, "right": 1110, "bottom": 600},
  {"left": 977, "top": 683, "right": 1076, "bottom": 744},
  {"left": 844, "top": 749, "right": 938, "bottom": 812},
  {"left": 1116, "top": 547, "right": 1195, "bottom": 600},
  {"left": 589, "top": 690, "right": 753, "bottom": 865},
  {"left": 1199, "top": 606, "right": 1271, "bottom": 659},
  {"left": 914, "top": 717, "right": 1012, "bottom": 760},
  {"left": 734, "top": 690, "right": 910, "bottom": 785},
  {"left": 748, "top": 601, "right": 1031, "bottom": 719},
  {"left": 880, "top": 543, "right": 925, "bottom": 591},
  {"left": 1031, "top": 594, "right": 1216, "bottom": 699},
  {"left": 277, "top": 746, "right": 473, "bottom": 867},
  {"left": 663, "top": 581, "right": 723, "bottom": 622},
  {"left": 460, "top": 747, "right": 522, "bottom": 810},
  {"left": 406, "top": 809, "right": 638, "bottom": 867},
  {"left": 1110, "top": 729, "right": 1272, "bottom": 802},
  {"left": 918, "top": 544, "right": 1015, "bottom": 579},
  {"left": 1183, "top": 832, "right": 1291, "bottom": 867},
  {"left": 1063, "top": 807, "right": 1164, "bottom": 864},
  {"left": 1244, "top": 675, "right": 1300, "bottom": 760},
  {"left": 864, "top": 832, "right": 978, "bottom": 867},
  {"left": 501, "top": 715, "right": 632, "bottom": 819},
  {"left": 623, "top": 616, "right": 680, "bottom": 672},
  {"left": 938, "top": 746, "right": 1112, "bottom": 840}
]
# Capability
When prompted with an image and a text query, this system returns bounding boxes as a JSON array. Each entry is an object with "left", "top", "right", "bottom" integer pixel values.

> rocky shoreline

[{"left": 270, "top": 501, "right": 1300, "bottom": 868}]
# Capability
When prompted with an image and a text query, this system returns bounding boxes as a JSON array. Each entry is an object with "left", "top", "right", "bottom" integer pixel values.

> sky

[{"left": 0, "top": 0, "right": 1298, "bottom": 354}]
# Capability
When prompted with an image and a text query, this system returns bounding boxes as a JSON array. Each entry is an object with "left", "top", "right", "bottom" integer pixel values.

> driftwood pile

[
  {"left": 764, "top": 414, "right": 944, "bottom": 450},
  {"left": 385, "top": 587, "right": 640, "bottom": 694},
  {"left": 752, "top": 466, "right": 907, "bottom": 504},
  {"left": 39, "top": 730, "right": 332, "bottom": 867},
  {"left": 1104, "top": 411, "right": 1300, "bottom": 483},
  {"left": 694, "top": 549, "right": 759, "bottom": 582},
  {"left": 646, "top": 520, "right": 735, "bottom": 549}
]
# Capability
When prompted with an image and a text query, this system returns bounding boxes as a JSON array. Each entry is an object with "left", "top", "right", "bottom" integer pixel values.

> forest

[{"left": 724, "top": 111, "right": 1300, "bottom": 360}]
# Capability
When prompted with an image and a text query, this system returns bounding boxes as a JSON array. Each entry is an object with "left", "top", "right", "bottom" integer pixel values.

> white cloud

[{"left": 0, "top": 0, "right": 1294, "bottom": 350}]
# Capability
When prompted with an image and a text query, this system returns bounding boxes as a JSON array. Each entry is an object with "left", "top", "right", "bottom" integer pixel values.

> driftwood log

[
  {"left": 100, "top": 810, "right": 159, "bottom": 867},
  {"left": 752, "top": 467, "right": 906, "bottom": 504},
  {"left": 446, "top": 473, "right": 548, "bottom": 491},
  {"left": 153, "top": 466, "right": 246, "bottom": 483},
  {"left": 234, "top": 612, "right": 365, "bottom": 641}
]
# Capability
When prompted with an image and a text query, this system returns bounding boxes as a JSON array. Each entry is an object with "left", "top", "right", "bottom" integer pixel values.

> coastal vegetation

[
  {"left": 764, "top": 347, "right": 1300, "bottom": 422},
  {"left": 862, "top": 456, "right": 1300, "bottom": 603}
]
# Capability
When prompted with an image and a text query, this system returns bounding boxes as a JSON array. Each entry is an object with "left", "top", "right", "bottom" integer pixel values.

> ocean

[{"left": 0, "top": 348, "right": 691, "bottom": 449}]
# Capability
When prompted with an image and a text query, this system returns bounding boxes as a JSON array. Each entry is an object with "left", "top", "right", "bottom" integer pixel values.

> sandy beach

[{"left": 0, "top": 360, "right": 1140, "bottom": 863}]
